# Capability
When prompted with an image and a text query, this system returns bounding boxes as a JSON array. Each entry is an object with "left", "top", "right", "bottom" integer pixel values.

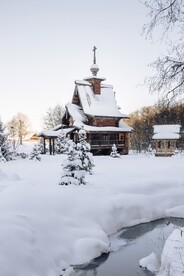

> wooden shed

[{"left": 152, "top": 124, "right": 181, "bottom": 157}]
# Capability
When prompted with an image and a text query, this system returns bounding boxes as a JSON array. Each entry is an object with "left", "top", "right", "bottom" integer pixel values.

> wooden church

[{"left": 39, "top": 47, "right": 132, "bottom": 155}]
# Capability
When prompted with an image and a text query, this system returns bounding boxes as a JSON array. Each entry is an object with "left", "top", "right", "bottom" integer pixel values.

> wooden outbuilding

[{"left": 152, "top": 124, "right": 181, "bottom": 157}]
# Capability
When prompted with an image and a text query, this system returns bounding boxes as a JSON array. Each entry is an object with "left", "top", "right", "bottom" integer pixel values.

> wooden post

[
  {"left": 52, "top": 139, "right": 55, "bottom": 155},
  {"left": 49, "top": 138, "right": 52, "bottom": 155},
  {"left": 43, "top": 138, "right": 46, "bottom": 154}
]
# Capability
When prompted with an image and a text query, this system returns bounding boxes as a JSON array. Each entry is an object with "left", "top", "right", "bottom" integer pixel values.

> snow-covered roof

[
  {"left": 152, "top": 133, "right": 180, "bottom": 140},
  {"left": 66, "top": 103, "right": 132, "bottom": 133},
  {"left": 152, "top": 124, "right": 181, "bottom": 140},
  {"left": 153, "top": 124, "right": 181, "bottom": 134},
  {"left": 38, "top": 127, "right": 75, "bottom": 138},
  {"left": 52, "top": 124, "right": 67, "bottom": 131},
  {"left": 75, "top": 81, "right": 128, "bottom": 118},
  {"left": 66, "top": 103, "right": 87, "bottom": 123},
  {"left": 119, "top": 119, "right": 133, "bottom": 132},
  {"left": 74, "top": 121, "right": 131, "bottom": 132}
]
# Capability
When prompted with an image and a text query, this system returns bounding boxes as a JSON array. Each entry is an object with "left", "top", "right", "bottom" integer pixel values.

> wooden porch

[{"left": 87, "top": 132, "right": 129, "bottom": 155}]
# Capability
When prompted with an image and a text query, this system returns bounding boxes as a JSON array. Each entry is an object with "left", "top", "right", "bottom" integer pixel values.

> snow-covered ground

[{"left": 1, "top": 149, "right": 184, "bottom": 276}]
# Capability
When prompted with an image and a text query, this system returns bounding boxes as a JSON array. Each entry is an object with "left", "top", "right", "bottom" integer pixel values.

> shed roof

[{"left": 152, "top": 124, "right": 181, "bottom": 140}]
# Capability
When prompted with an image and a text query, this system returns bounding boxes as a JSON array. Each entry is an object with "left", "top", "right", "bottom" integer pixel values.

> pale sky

[{"left": 0, "top": 0, "right": 166, "bottom": 131}]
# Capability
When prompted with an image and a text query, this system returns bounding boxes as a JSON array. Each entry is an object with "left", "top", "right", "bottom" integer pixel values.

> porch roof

[
  {"left": 38, "top": 127, "right": 75, "bottom": 138},
  {"left": 66, "top": 103, "right": 132, "bottom": 133},
  {"left": 74, "top": 121, "right": 132, "bottom": 133}
]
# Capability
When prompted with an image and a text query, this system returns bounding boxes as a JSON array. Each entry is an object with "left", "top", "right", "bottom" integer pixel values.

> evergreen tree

[
  {"left": 0, "top": 122, "right": 13, "bottom": 161},
  {"left": 0, "top": 148, "right": 6, "bottom": 162},
  {"left": 59, "top": 141, "right": 86, "bottom": 185},
  {"left": 76, "top": 128, "right": 95, "bottom": 174},
  {"left": 55, "top": 132, "right": 68, "bottom": 154},
  {"left": 29, "top": 140, "right": 44, "bottom": 161}
]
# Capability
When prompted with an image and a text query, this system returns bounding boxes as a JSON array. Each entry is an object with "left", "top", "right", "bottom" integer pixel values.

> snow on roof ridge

[{"left": 75, "top": 80, "right": 91, "bottom": 86}]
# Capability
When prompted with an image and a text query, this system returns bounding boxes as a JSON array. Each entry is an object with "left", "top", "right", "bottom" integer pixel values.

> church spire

[{"left": 90, "top": 46, "right": 99, "bottom": 76}]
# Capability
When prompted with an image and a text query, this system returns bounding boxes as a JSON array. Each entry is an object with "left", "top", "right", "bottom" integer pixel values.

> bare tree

[
  {"left": 129, "top": 106, "right": 157, "bottom": 152},
  {"left": 42, "top": 104, "right": 65, "bottom": 129},
  {"left": 7, "top": 113, "right": 31, "bottom": 145},
  {"left": 142, "top": 0, "right": 184, "bottom": 103}
]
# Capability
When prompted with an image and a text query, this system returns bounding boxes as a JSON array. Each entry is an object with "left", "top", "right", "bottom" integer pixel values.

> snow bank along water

[
  {"left": 139, "top": 222, "right": 184, "bottom": 276},
  {"left": 1, "top": 154, "right": 184, "bottom": 275}
]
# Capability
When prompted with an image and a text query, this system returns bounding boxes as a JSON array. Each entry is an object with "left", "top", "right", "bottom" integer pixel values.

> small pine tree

[
  {"left": 0, "top": 123, "right": 13, "bottom": 162},
  {"left": 110, "top": 144, "right": 120, "bottom": 158},
  {"left": 59, "top": 141, "right": 86, "bottom": 185},
  {"left": 55, "top": 132, "right": 68, "bottom": 154},
  {"left": 64, "top": 137, "right": 74, "bottom": 154},
  {"left": 77, "top": 128, "right": 95, "bottom": 174},
  {"left": 29, "top": 141, "right": 43, "bottom": 161}
]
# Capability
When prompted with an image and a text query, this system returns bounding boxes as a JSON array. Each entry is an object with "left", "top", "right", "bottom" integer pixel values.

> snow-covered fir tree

[
  {"left": 55, "top": 132, "right": 68, "bottom": 154},
  {"left": 29, "top": 140, "right": 44, "bottom": 161},
  {"left": 110, "top": 144, "right": 120, "bottom": 158},
  {"left": 0, "top": 122, "right": 13, "bottom": 161},
  {"left": 76, "top": 127, "right": 95, "bottom": 174},
  {"left": 59, "top": 140, "right": 86, "bottom": 185}
]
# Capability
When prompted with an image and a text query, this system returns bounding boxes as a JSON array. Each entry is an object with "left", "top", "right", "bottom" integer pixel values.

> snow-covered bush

[
  {"left": 29, "top": 140, "right": 44, "bottom": 161},
  {"left": 77, "top": 128, "right": 94, "bottom": 174},
  {"left": 59, "top": 140, "right": 86, "bottom": 185},
  {"left": 173, "top": 148, "right": 180, "bottom": 157},
  {"left": 110, "top": 144, "right": 120, "bottom": 158},
  {"left": 145, "top": 144, "right": 155, "bottom": 157}
]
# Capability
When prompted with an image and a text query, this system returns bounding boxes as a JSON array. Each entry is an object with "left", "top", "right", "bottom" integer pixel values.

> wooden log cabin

[{"left": 39, "top": 47, "right": 132, "bottom": 155}]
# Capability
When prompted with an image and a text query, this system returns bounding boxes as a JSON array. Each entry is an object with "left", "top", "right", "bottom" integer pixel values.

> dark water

[{"left": 74, "top": 218, "right": 184, "bottom": 276}]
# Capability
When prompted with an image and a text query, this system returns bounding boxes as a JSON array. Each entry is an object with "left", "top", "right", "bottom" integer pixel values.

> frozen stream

[{"left": 74, "top": 218, "right": 184, "bottom": 276}]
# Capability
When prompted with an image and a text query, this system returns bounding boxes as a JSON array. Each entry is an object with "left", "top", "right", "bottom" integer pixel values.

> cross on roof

[{"left": 93, "top": 46, "right": 97, "bottom": 64}]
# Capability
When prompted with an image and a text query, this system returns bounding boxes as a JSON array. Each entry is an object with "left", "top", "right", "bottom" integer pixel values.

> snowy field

[{"left": 1, "top": 149, "right": 184, "bottom": 276}]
